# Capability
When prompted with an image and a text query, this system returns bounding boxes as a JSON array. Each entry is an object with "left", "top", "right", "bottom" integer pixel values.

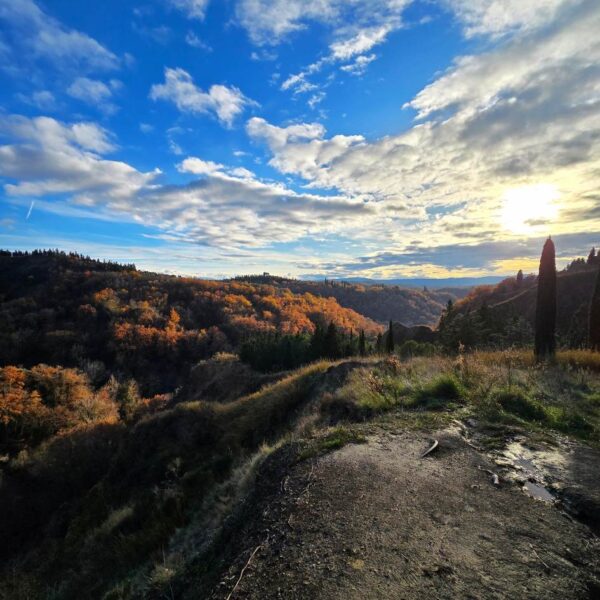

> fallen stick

[
  {"left": 226, "top": 544, "right": 263, "bottom": 600},
  {"left": 529, "top": 543, "right": 550, "bottom": 570},
  {"left": 421, "top": 439, "right": 439, "bottom": 458}
]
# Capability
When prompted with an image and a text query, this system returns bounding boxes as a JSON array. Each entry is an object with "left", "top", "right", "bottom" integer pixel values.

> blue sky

[{"left": 0, "top": 0, "right": 599, "bottom": 278}]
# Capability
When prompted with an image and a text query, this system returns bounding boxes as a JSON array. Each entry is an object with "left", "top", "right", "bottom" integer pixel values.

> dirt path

[{"left": 213, "top": 428, "right": 600, "bottom": 599}]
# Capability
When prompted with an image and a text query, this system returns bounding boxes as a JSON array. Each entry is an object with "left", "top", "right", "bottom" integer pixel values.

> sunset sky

[{"left": 0, "top": 0, "right": 599, "bottom": 278}]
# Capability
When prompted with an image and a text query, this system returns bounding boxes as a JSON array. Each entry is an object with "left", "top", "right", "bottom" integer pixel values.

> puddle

[
  {"left": 496, "top": 441, "right": 559, "bottom": 503},
  {"left": 523, "top": 481, "right": 555, "bottom": 503}
]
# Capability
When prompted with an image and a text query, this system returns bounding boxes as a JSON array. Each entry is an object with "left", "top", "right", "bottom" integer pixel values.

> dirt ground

[{"left": 211, "top": 427, "right": 600, "bottom": 599}]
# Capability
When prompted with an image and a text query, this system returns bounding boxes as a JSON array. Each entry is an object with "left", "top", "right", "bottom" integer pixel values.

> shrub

[
  {"left": 492, "top": 388, "right": 547, "bottom": 422},
  {"left": 398, "top": 340, "right": 435, "bottom": 359},
  {"left": 413, "top": 374, "right": 465, "bottom": 409},
  {"left": 321, "top": 368, "right": 412, "bottom": 422},
  {"left": 546, "top": 407, "right": 596, "bottom": 438}
]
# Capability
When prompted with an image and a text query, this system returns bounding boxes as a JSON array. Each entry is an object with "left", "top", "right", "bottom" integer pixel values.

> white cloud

[
  {"left": 235, "top": 0, "right": 337, "bottom": 45},
  {"left": 407, "top": 1, "right": 599, "bottom": 120},
  {"left": 139, "top": 163, "right": 372, "bottom": 247},
  {"left": 0, "top": 114, "right": 374, "bottom": 249},
  {"left": 67, "top": 77, "right": 116, "bottom": 112},
  {"left": 340, "top": 53, "right": 377, "bottom": 76},
  {"left": 278, "top": 8, "right": 405, "bottom": 97},
  {"left": 247, "top": 0, "right": 600, "bottom": 261},
  {"left": 0, "top": 0, "right": 119, "bottom": 73},
  {"left": 308, "top": 92, "right": 326, "bottom": 109},
  {"left": 150, "top": 67, "right": 255, "bottom": 127},
  {"left": 234, "top": 0, "right": 409, "bottom": 46},
  {"left": 178, "top": 157, "right": 225, "bottom": 175},
  {"left": 0, "top": 115, "right": 155, "bottom": 200},
  {"left": 16, "top": 90, "right": 57, "bottom": 111},
  {"left": 247, "top": 118, "right": 326, "bottom": 147},
  {"left": 168, "top": 0, "right": 210, "bottom": 19},
  {"left": 247, "top": 117, "right": 365, "bottom": 180},
  {"left": 185, "top": 31, "right": 212, "bottom": 50},
  {"left": 445, "top": 0, "right": 575, "bottom": 39},
  {"left": 330, "top": 25, "right": 391, "bottom": 60}
]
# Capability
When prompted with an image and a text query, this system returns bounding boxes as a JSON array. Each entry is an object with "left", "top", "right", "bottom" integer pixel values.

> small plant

[
  {"left": 492, "top": 388, "right": 546, "bottom": 422},
  {"left": 413, "top": 374, "right": 466, "bottom": 409},
  {"left": 299, "top": 426, "right": 367, "bottom": 460}
]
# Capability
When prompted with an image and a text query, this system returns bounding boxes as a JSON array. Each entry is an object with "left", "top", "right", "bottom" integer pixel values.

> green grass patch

[
  {"left": 412, "top": 374, "right": 466, "bottom": 409},
  {"left": 492, "top": 388, "right": 547, "bottom": 422},
  {"left": 298, "top": 426, "right": 367, "bottom": 460}
]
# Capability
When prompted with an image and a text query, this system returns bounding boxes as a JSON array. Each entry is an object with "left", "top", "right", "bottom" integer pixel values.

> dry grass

[
  {"left": 321, "top": 351, "right": 600, "bottom": 444},
  {"left": 474, "top": 349, "right": 600, "bottom": 372}
]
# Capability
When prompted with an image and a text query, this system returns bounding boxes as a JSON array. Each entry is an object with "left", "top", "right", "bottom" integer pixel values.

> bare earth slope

[{"left": 211, "top": 428, "right": 600, "bottom": 599}]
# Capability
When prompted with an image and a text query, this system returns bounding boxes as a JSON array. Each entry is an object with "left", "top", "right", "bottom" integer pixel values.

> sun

[{"left": 501, "top": 184, "right": 561, "bottom": 234}]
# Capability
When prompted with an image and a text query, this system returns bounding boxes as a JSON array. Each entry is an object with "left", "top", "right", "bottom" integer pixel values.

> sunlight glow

[{"left": 501, "top": 184, "right": 561, "bottom": 234}]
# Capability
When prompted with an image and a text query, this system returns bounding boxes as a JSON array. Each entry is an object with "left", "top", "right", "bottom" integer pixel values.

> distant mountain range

[{"left": 306, "top": 276, "right": 506, "bottom": 289}]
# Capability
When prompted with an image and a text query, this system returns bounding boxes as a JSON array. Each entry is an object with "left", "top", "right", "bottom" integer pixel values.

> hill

[
  {"left": 233, "top": 275, "right": 465, "bottom": 326},
  {"left": 1, "top": 353, "right": 600, "bottom": 598},
  {"left": 0, "top": 250, "right": 381, "bottom": 395},
  {"left": 440, "top": 261, "right": 599, "bottom": 349}
]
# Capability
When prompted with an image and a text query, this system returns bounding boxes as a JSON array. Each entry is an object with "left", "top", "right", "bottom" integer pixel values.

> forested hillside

[
  {"left": 233, "top": 275, "right": 465, "bottom": 326},
  {"left": 438, "top": 258, "right": 600, "bottom": 350},
  {"left": 0, "top": 251, "right": 380, "bottom": 395}
]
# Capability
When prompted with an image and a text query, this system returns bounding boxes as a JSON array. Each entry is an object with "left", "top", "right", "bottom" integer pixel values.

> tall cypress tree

[
  {"left": 309, "top": 322, "right": 325, "bottom": 360},
  {"left": 375, "top": 332, "right": 383, "bottom": 354},
  {"left": 358, "top": 329, "right": 366, "bottom": 357},
  {"left": 324, "top": 322, "right": 340, "bottom": 359},
  {"left": 386, "top": 320, "right": 395, "bottom": 354},
  {"left": 535, "top": 237, "right": 557, "bottom": 359},
  {"left": 589, "top": 265, "right": 600, "bottom": 350},
  {"left": 516, "top": 269, "right": 524, "bottom": 285}
]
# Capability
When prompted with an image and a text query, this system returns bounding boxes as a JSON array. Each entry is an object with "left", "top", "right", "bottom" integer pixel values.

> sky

[{"left": 0, "top": 0, "right": 599, "bottom": 279}]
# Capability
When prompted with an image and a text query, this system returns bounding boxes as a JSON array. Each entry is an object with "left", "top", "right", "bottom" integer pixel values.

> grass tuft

[
  {"left": 492, "top": 388, "right": 547, "bottom": 422},
  {"left": 413, "top": 374, "right": 466, "bottom": 409}
]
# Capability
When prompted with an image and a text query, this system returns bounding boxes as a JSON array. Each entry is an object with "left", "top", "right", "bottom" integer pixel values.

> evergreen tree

[
  {"left": 324, "top": 322, "right": 340, "bottom": 359},
  {"left": 375, "top": 332, "right": 383, "bottom": 354},
  {"left": 309, "top": 322, "right": 325, "bottom": 360},
  {"left": 588, "top": 248, "right": 597, "bottom": 265},
  {"left": 516, "top": 269, "right": 524, "bottom": 285},
  {"left": 358, "top": 329, "right": 366, "bottom": 357},
  {"left": 385, "top": 320, "right": 395, "bottom": 354},
  {"left": 589, "top": 265, "right": 600, "bottom": 350},
  {"left": 535, "top": 237, "right": 557, "bottom": 359}
]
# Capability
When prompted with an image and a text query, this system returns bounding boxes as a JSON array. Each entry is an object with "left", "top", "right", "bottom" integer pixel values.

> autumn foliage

[{"left": 0, "top": 251, "right": 380, "bottom": 395}]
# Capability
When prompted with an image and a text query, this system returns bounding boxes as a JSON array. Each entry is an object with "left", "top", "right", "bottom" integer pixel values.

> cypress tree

[
  {"left": 516, "top": 269, "right": 524, "bottom": 285},
  {"left": 358, "top": 329, "right": 366, "bottom": 357},
  {"left": 589, "top": 265, "right": 600, "bottom": 350},
  {"left": 324, "top": 322, "right": 340, "bottom": 359},
  {"left": 588, "top": 248, "right": 596, "bottom": 265},
  {"left": 535, "top": 237, "right": 557, "bottom": 360},
  {"left": 375, "top": 332, "right": 383, "bottom": 354},
  {"left": 309, "top": 322, "right": 325, "bottom": 359},
  {"left": 386, "top": 320, "right": 395, "bottom": 354}
]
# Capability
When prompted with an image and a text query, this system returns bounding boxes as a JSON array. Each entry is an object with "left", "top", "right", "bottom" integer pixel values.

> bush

[
  {"left": 398, "top": 340, "right": 435, "bottom": 359},
  {"left": 492, "top": 388, "right": 547, "bottom": 422},
  {"left": 546, "top": 407, "right": 596, "bottom": 438},
  {"left": 413, "top": 374, "right": 465, "bottom": 409}
]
